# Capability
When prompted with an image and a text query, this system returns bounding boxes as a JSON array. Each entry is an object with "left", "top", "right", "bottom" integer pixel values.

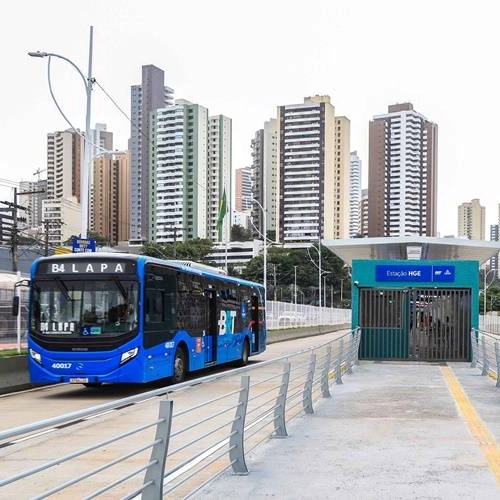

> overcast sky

[{"left": 1, "top": 0, "right": 499, "bottom": 237}]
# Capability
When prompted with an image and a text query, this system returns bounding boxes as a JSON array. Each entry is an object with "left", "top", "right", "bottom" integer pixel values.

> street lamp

[
  {"left": 28, "top": 26, "right": 94, "bottom": 240},
  {"left": 322, "top": 271, "right": 332, "bottom": 308},
  {"left": 294, "top": 265, "right": 298, "bottom": 313},
  {"left": 246, "top": 197, "right": 267, "bottom": 307},
  {"left": 307, "top": 236, "right": 323, "bottom": 308},
  {"left": 483, "top": 268, "right": 499, "bottom": 316}
]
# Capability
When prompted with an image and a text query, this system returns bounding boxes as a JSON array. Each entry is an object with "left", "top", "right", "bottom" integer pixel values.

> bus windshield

[{"left": 31, "top": 278, "right": 139, "bottom": 338}]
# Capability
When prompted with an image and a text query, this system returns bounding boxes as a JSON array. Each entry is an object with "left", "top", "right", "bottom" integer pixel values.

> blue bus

[{"left": 26, "top": 253, "right": 266, "bottom": 386}]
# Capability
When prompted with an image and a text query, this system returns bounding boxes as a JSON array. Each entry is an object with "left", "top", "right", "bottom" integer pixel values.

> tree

[
  {"left": 240, "top": 244, "right": 351, "bottom": 305},
  {"left": 141, "top": 239, "right": 214, "bottom": 263},
  {"left": 231, "top": 224, "right": 252, "bottom": 242}
]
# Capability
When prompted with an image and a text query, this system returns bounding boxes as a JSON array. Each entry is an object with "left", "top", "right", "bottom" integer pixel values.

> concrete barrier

[
  {"left": 267, "top": 323, "right": 351, "bottom": 344},
  {"left": 0, "top": 355, "right": 31, "bottom": 394}
]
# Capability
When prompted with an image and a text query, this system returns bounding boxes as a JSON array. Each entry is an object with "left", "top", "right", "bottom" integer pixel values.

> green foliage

[
  {"left": 0, "top": 349, "right": 27, "bottom": 358},
  {"left": 479, "top": 282, "right": 500, "bottom": 313},
  {"left": 240, "top": 244, "right": 351, "bottom": 306},
  {"left": 231, "top": 224, "right": 253, "bottom": 242},
  {"left": 141, "top": 239, "right": 214, "bottom": 263}
]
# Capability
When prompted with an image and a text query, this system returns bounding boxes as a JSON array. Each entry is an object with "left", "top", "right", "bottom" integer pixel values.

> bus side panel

[
  {"left": 226, "top": 331, "right": 250, "bottom": 362},
  {"left": 142, "top": 331, "right": 207, "bottom": 381}
]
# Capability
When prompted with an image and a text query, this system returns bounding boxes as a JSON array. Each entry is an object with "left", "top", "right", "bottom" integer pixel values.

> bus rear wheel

[
  {"left": 236, "top": 339, "right": 250, "bottom": 367},
  {"left": 171, "top": 348, "right": 187, "bottom": 384}
]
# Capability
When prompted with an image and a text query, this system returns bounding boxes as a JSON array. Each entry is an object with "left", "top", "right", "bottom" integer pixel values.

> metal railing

[
  {"left": 266, "top": 300, "right": 351, "bottom": 329},
  {"left": 479, "top": 314, "right": 500, "bottom": 335},
  {"left": 470, "top": 328, "right": 500, "bottom": 383},
  {"left": 470, "top": 328, "right": 500, "bottom": 385},
  {"left": 0, "top": 328, "right": 361, "bottom": 499}
]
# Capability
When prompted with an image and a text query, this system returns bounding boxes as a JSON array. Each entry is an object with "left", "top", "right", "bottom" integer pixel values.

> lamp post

[
  {"left": 483, "top": 268, "right": 499, "bottom": 316},
  {"left": 28, "top": 26, "right": 94, "bottom": 240},
  {"left": 294, "top": 265, "right": 298, "bottom": 313},
  {"left": 249, "top": 197, "right": 267, "bottom": 307},
  {"left": 322, "top": 271, "right": 331, "bottom": 308}
]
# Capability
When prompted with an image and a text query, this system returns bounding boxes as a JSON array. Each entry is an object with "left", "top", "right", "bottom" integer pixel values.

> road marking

[{"left": 441, "top": 366, "right": 500, "bottom": 488}]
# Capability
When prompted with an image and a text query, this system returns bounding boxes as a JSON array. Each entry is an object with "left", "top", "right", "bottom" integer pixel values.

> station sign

[{"left": 376, "top": 265, "right": 455, "bottom": 283}]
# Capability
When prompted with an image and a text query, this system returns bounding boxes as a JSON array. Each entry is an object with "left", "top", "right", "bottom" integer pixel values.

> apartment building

[
  {"left": 276, "top": 96, "right": 350, "bottom": 243},
  {"left": 458, "top": 198, "right": 485, "bottom": 240},
  {"left": 368, "top": 103, "right": 438, "bottom": 237},
  {"left": 130, "top": 64, "right": 174, "bottom": 242}
]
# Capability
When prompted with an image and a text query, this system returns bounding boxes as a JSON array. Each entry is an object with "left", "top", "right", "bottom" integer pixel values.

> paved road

[
  {"left": 198, "top": 361, "right": 500, "bottom": 499},
  {"left": 0, "top": 329, "right": 348, "bottom": 498}
]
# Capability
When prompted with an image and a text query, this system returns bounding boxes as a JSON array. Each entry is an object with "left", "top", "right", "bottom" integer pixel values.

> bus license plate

[{"left": 69, "top": 377, "right": 89, "bottom": 384}]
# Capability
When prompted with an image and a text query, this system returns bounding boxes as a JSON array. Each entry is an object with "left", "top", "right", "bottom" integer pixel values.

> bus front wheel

[{"left": 172, "top": 348, "right": 187, "bottom": 384}]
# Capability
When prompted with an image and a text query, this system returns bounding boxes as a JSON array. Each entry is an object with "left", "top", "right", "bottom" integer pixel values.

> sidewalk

[{"left": 198, "top": 361, "right": 500, "bottom": 499}]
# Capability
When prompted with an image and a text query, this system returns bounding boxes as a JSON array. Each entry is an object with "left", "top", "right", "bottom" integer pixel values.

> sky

[{"left": 1, "top": 0, "right": 500, "bottom": 237}]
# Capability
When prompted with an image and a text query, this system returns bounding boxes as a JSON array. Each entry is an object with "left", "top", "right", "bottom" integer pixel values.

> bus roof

[{"left": 32, "top": 253, "right": 264, "bottom": 290}]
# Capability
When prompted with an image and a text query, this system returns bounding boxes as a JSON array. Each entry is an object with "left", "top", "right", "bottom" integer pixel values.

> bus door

[
  {"left": 204, "top": 288, "right": 218, "bottom": 364},
  {"left": 250, "top": 295, "right": 260, "bottom": 352}
]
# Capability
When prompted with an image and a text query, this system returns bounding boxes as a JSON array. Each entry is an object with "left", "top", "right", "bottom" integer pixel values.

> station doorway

[{"left": 358, "top": 288, "right": 471, "bottom": 361}]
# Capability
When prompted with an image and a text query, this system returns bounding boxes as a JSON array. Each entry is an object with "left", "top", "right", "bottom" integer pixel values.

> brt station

[{"left": 324, "top": 236, "right": 500, "bottom": 362}]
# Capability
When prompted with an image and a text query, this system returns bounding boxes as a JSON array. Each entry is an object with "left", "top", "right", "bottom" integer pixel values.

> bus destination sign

[{"left": 39, "top": 261, "right": 136, "bottom": 275}]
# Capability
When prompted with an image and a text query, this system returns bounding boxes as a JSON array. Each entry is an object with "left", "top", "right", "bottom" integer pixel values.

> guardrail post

[
  {"left": 230, "top": 375, "right": 250, "bottom": 475},
  {"left": 273, "top": 361, "right": 291, "bottom": 437},
  {"left": 321, "top": 346, "right": 332, "bottom": 398},
  {"left": 481, "top": 335, "right": 489, "bottom": 376},
  {"left": 302, "top": 352, "right": 316, "bottom": 414},
  {"left": 347, "top": 334, "right": 356, "bottom": 375},
  {"left": 495, "top": 342, "right": 500, "bottom": 388},
  {"left": 336, "top": 338, "right": 344, "bottom": 384},
  {"left": 470, "top": 330, "right": 477, "bottom": 368},
  {"left": 354, "top": 328, "right": 361, "bottom": 366},
  {"left": 142, "top": 400, "right": 173, "bottom": 500}
]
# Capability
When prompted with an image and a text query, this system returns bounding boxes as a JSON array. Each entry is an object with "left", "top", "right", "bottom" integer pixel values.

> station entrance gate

[{"left": 358, "top": 288, "right": 471, "bottom": 361}]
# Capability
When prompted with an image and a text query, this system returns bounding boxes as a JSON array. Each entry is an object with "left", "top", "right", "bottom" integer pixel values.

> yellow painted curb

[{"left": 441, "top": 366, "right": 500, "bottom": 488}]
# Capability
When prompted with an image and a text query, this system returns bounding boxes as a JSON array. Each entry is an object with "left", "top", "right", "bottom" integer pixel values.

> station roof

[{"left": 322, "top": 236, "right": 500, "bottom": 267}]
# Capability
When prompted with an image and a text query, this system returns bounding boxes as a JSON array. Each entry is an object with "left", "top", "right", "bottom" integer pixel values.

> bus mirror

[{"left": 12, "top": 296, "right": 19, "bottom": 316}]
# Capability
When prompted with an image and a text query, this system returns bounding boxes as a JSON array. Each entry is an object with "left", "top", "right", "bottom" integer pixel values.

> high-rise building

[
  {"left": 92, "top": 152, "right": 130, "bottom": 245},
  {"left": 46, "top": 129, "right": 83, "bottom": 202},
  {"left": 458, "top": 198, "right": 485, "bottom": 240},
  {"left": 150, "top": 100, "right": 208, "bottom": 243},
  {"left": 18, "top": 179, "right": 47, "bottom": 230},
  {"left": 251, "top": 119, "right": 278, "bottom": 238},
  {"left": 235, "top": 167, "right": 252, "bottom": 212},
  {"left": 44, "top": 129, "right": 83, "bottom": 244},
  {"left": 207, "top": 115, "right": 232, "bottom": 243},
  {"left": 43, "top": 198, "right": 81, "bottom": 247},
  {"left": 368, "top": 103, "right": 438, "bottom": 237},
  {"left": 130, "top": 65, "right": 174, "bottom": 243},
  {"left": 276, "top": 96, "right": 350, "bottom": 243},
  {"left": 360, "top": 188, "right": 369, "bottom": 237},
  {"left": 490, "top": 224, "right": 499, "bottom": 276},
  {"left": 349, "top": 151, "right": 362, "bottom": 238},
  {"left": 89, "top": 123, "right": 113, "bottom": 231},
  {"left": 89, "top": 123, "right": 113, "bottom": 159}
]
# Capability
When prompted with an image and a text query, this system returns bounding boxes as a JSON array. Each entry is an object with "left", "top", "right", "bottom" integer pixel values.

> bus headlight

[
  {"left": 29, "top": 348, "right": 42, "bottom": 364},
  {"left": 120, "top": 347, "right": 138, "bottom": 365}
]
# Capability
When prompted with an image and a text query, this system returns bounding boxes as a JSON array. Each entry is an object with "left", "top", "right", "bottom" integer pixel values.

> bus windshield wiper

[
  {"left": 54, "top": 278, "right": 71, "bottom": 301},
  {"left": 113, "top": 279, "right": 128, "bottom": 300}
]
